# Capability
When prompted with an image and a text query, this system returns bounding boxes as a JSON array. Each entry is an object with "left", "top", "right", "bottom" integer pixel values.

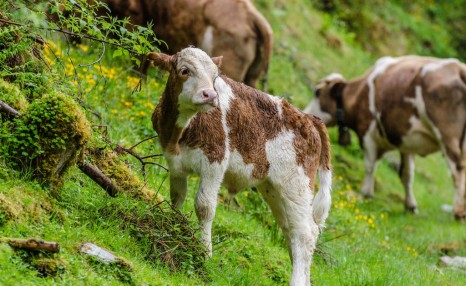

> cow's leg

[
  {"left": 361, "top": 130, "right": 380, "bottom": 198},
  {"left": 399, "top": 152, "right": 418, "bottom": 213},
  {"left": 259, "top": 183, "right": 318, "bottom": 286},
  {"left": 436, "top": 135, "right": 466, "bottom": 219},
  {"left": 444, "top": 157, "right": 466, "bottom": 219},
  {"left": 195, "top": 171, "right": 224, "bottom": 256},
  {"left": 170, "top": 174, "right": 188, "bottom": 208}
]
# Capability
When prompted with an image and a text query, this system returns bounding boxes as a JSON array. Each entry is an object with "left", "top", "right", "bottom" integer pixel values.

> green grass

[{"left": 1, "top": 0, "right": 466, "bottom": 285}]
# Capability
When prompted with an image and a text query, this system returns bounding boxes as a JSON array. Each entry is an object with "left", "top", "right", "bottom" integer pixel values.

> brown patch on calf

[
  {"left": 180, "top": 109, "right": 226, "bottom": 163},
  {"left": 223, "top": 77, "right": 281, "bottom": 178},
  {"left": 282, "top": 101, "right": 322, "bottom": 186},
  {"left": 152, "top": 63, "right": 184, "bottom": 155},
  {"left": 224, "top": 76, "right": 326, "bottom": 180}
]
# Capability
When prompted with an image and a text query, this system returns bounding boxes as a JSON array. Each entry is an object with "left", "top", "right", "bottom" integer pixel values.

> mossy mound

[
  {"left": 0, "top": 183, "right": 54, "bottom": 226},
  {"left": 0, "top": 79, "right": 28, "bottom": 110},
  {"left": 0, "top": 91, "right": 91, "bottom": 185},
  {"left": 31, "top": 258, "right": 67, "bottom": 277}
]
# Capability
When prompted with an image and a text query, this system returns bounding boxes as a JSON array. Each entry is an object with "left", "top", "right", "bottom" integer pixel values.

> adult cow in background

[
  {"left": 305, "top": 56, "right": 466, "bottom": 219},
  {"left": 102, "top": 0, "right": 273, "bottom": 90}
]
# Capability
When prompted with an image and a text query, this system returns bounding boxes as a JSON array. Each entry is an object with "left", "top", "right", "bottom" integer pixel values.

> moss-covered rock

[
  {"left": 31, "top": 258, "right": 67, "bottom": 277},
  {"left": 0, "top": 91, "right": 91, "bottom": 185}
]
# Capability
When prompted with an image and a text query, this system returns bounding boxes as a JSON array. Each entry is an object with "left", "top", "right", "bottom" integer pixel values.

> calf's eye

[{"left": 180, "top": 67, "right": 190, "bottom": 76}]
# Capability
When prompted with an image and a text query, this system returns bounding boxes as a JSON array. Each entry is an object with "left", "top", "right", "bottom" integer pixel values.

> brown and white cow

[
  {"left": 305, "top": 56, "right": 466, "bottom": 219},
  {"left": 103, "top": 0, "right": 273, "bottom": 89},
  {"left": 149, "top": 47, "right": 332, "bottom": 285}
]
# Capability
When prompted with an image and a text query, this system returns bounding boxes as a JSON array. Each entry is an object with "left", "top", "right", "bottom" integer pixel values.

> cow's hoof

[
  {"left": 454, "top": 213, "right": 466, "bottom": 221},
  {"left": 405, "top": 205, "right": 419, "bottom": 214},
  {"left": 362, "top": 193, "right": 373, "bottom": 199}
]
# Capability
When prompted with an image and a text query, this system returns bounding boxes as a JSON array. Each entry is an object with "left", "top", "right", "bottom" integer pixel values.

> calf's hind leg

[
  {"left": 170, "top": 174, "right": 188, "bottom": 208},
  {"left": 258, "top": 184, "right": 319, "bottom": 286}
]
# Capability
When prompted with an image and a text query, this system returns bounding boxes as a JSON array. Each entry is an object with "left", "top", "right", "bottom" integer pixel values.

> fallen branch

[
  {"left": 0, "top": 238, "right": 60, "bottom": 253},
  {"left": 104, "top": 137, "right": 168, "bottom": 177},
  {"left": 78, "top": 161, "right": 120, "bottom": 197},
  {"left": 0, "top": 100, "right": 20, "bottom": 118}
]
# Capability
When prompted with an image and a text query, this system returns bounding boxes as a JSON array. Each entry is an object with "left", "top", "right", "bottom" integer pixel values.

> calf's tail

[{"left": 312, "top": 119, "right": 333, "bottom": 229}]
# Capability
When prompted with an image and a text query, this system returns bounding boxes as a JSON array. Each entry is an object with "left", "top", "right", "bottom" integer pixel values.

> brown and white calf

[
  {"left": 305, "top": 56, "right": 466, "bottom": 218},
  {"left": 149, "top": 47, "right": 332, "bottom": 285}
]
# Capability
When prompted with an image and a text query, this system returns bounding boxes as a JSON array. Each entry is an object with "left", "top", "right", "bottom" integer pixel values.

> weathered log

[
  {"left": 78, "top": 161, "right": 120, "bottom": 197},
  {"left": 0, "top": 238, "right": 60, "bottom": 253},
  {"left": 0, "top": 100, "right": 20, "bottom": 118}
]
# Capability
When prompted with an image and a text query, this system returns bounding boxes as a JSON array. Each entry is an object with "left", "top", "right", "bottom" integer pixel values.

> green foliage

[
  {"left": 312, "top": 0, "right": 459, "bottom": 59},
  {"left": 47, "top": 0, "right": 158, "bottom": 65}
]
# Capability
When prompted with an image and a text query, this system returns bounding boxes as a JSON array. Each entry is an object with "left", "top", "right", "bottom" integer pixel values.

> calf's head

[{"left": 148, "top": 48, "right": 223, "bottom": 119}]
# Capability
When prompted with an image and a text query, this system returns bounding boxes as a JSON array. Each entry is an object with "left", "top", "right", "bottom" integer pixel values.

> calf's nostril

[{"left": 202, "top": 90, "right": 217, "bottom": 100}]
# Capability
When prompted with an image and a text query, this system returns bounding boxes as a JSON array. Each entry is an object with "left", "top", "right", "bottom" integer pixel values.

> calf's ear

[
  {"left": 211, "top": 56, "right": 223, "bottom": 68},
  {"left": 147, "top": 52, "right": 172, "bottom": 71}
]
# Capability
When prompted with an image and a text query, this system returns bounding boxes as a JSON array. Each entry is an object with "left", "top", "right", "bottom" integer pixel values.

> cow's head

[
  {"left": 148, "top": 48, "right": 223, "bottom": 123},
  {"left": 306, "top": 73, "right": 351, "bottom": 146}
]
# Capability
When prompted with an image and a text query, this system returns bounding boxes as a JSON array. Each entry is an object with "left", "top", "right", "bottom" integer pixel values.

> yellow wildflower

[{"left": 78, "top": 44, "right": 89, "bottom": 52}]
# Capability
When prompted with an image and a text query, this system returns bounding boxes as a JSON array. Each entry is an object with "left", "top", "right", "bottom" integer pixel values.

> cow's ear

[
  {"left": 147, "top": 52, "right": 172, "bottom": 71},
  {"left": 330, "top": 81, "right": 346, "bottom": 100},
  {"left": 211, "top": 56, "right": 223, "bottom": 68}
]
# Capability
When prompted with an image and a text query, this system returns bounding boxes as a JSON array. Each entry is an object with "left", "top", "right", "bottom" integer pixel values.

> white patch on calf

[
  {"left": 265, "top": 129, "right": 311, "bottom": 193},
  {"left": 421, "top": 58, "right": 460, "bottom": 77},
  {"left": 223, "top": 150, "right": 259, "bottom": 190},
  {"left": 269, "top": 95, "right": 283, "bottom": 118},
  {"left": 214, "top": 76, "right": 233, "bottom": 156},
  {"left": 201, "top": 26, "right": 214, "bottom": 55}
]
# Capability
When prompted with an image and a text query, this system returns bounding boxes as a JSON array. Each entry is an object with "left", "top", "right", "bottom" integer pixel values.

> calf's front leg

[{"left": 195, "top": 173, "right": 223, "bottom": 256}]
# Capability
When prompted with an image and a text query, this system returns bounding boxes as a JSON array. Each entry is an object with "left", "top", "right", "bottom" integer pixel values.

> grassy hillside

[{"left": 1, "top": 0, "right": 466, "bottom": 285}]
